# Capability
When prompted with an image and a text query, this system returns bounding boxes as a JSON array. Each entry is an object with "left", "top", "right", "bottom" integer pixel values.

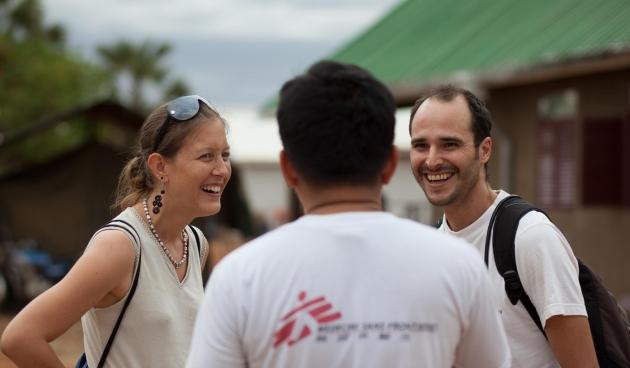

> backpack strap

[
  {"left": 434, "top": 217, "right": 443, "bottom": 229},
  {"left": 95, "top": 219, "right": 142, "bottom": 368},
  {"left": 485, "top": 195, "right": 549, "bottom": 338},
  {"left": 187, "top": 225, "right": 202, "bottom": 258},
  {"left": 105, "top": 220, "right": 140, "bottom": 247}
]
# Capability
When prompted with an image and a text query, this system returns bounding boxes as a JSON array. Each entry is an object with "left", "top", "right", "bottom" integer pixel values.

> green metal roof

[{"left": 330, "top": 0, "right": 630, "bottom": 86}]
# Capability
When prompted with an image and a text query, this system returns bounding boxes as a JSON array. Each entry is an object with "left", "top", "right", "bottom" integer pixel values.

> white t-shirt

[
  {"left": 187, "top": 211, "right": 510, "bottom": 368},
  {"left": 440, "top": 190, "right": 586, "bottom": 368}
]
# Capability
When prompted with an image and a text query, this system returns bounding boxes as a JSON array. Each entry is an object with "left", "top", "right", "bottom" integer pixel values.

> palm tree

[
  {"left": 1, "top": 0, "right": 64, "bottom": 45},
  {"left": 97, "top": 40, "right": 172, "bottom": 110},
  {"left": 163, "top": 78, "right": 191, "bottom": 101}
]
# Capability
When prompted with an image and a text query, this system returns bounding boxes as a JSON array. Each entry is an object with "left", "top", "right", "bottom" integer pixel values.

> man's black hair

[{"left": 277, "top": 60, "right": 396, "bottom": 187}]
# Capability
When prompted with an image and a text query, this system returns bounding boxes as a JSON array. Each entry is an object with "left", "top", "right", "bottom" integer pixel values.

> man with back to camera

[
  {"left": 408, "top": 85, "right": 598, "bottom": 368},
  {"left": 186, "top": 61, "right": 510, "bottom": 368}
]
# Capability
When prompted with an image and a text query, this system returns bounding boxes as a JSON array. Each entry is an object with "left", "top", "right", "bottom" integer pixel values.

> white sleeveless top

[{"left": 81, "top": 207, "right": 208, "bottom": 367}]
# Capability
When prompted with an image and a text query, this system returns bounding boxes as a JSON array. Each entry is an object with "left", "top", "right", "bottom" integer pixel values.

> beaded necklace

[{"left": 142, "top": 198, "right": 189, "bottom": 269}]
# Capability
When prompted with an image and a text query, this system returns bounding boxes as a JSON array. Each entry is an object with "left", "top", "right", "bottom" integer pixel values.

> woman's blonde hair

[{"left": 113, "top": 100, "right": 225, "bottom": 211}]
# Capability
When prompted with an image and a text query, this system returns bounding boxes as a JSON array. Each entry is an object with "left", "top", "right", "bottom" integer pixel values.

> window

[
  {"left": 536, "top": 121, "right": 576, "bottom": 208},
  {"left": 537, "top": 89, "right": 578, "bottom": 120},
  {"left": 582, "top": 116, "right": 630, "bottom": 206},
  {"left": 536, "top": 90, "right": 578, "bottom": 209}
]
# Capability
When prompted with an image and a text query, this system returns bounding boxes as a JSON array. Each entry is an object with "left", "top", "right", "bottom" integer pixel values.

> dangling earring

[{"left": 153, "top": 178, "right": 166, "bottom": 214}]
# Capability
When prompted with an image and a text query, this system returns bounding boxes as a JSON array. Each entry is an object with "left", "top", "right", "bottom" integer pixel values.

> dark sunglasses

[{"left": 152, "top": 95, "right": 212, "bottom": 152}]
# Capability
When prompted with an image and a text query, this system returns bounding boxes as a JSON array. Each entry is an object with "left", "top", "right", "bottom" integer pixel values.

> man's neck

[
  {"left": 443, "top": 185, "right": 497, "bottom": 232},
  {"left": 300, "top": 185, "right": 383, "bottom": 215}
]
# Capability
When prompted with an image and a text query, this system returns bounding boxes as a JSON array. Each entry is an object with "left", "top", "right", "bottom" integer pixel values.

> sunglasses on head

[{"left": 152, "top": 95, "right": 212, "bottom": 152}]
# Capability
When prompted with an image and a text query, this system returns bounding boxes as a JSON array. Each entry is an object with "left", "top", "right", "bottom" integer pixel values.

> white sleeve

[
  {"left": 454, "top": 263, "right": 511, "bottom": 368},
  {"left": 515, "top": 213, "right": 586, "bottom": 325},
  {"left": 186, "top": 259, "right": 247, "bottom": 368}
]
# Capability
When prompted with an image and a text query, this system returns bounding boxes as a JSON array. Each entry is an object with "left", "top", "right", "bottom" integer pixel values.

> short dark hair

[
  {"left": 277, "top": 60, "right": 396, "bottom": 187},
  {"left": 409, "top": 85, "right": 492, "bottom": 147}
]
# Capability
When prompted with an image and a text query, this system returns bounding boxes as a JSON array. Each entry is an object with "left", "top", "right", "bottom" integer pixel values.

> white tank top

[{"left": 81, "top": 207, "right": 208, "bottom": 367}]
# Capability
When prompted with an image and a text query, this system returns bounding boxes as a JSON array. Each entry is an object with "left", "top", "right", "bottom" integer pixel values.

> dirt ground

[{"left": 0, "top": 314, "right": 83, "bottom": 368}]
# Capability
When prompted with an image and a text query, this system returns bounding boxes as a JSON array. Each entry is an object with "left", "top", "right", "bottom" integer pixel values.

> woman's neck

[{"left": 134, "top": 200, "right": 189, "bottom": 244}]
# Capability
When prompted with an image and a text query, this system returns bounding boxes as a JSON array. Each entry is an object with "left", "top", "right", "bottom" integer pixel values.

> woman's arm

[{"left": 0, "top": 230, "right": 135, "bottom": 368}]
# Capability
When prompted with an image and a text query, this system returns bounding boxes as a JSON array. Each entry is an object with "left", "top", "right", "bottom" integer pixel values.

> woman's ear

[{"left": 146, "top": 152, "right": 168, "bottom": 183}]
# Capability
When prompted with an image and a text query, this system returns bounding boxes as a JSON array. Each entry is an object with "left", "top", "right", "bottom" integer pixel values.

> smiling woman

[{"left": 0, "top": 95, "right": 230, "bottom": 368}]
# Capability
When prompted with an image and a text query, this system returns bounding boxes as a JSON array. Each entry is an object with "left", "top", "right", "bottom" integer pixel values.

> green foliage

[
  {"left": 0, "top": 37, "right": 110, "bottom": 131},
  {"left": 97, "top": 40, "right": 189, "bottom": 111},
  {"left": 163, "top": 78, "right": 191, "bottom": 101},
  {"left": 1, "top": 0, "right": 64, "bottom": 45},
  {"left": 0, "top": 0, "right": 112, "bottom": 172},
  {"left": 0, "top": 0, "right": 189, "bottom": 174}
]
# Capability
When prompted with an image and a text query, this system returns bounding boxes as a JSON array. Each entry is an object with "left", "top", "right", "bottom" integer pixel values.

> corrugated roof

[{"left": 330, "top": 0, "right": 630, "bottom": 87}]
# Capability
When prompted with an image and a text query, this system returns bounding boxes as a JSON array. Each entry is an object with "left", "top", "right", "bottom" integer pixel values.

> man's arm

[
  {"left": 516, "top": 215, "right": 598, "bottom": 368},
  {"left": 545, "top": 315, "right": 598, "bottom": 368}
]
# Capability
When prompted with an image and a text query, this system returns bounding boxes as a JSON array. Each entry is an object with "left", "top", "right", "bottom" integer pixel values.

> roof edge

[{"left": 389, "top": 46, "right": 630, "bottom": 106}]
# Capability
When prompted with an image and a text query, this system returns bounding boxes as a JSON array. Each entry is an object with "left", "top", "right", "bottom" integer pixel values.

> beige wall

[{"left": 485, "top": 69, "right": 630, "bottom": 298}]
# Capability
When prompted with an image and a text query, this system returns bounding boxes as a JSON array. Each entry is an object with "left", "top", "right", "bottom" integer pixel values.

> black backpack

[{"left": 485, "top": 195, "right": 630, "bottom": 368}]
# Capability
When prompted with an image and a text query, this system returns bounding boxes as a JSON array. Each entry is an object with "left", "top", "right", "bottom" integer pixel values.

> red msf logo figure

[{"left": 273, "top": 291, "right": 342, "bottom": 348}]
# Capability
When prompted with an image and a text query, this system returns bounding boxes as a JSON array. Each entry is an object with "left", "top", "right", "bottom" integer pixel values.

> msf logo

[{"left": 273, "top": 291, "right": 342, "bottom": 348}]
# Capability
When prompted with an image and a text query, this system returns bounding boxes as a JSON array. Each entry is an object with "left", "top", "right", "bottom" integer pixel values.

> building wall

[
  {"left": 237, "top": 162, "right": 287, "bottom": 227},
  {"left": 486, "top": 68, "right": 630, "bottom": 299},
  {"left": 0, "top": 144, "right": 125, "bottom": 259}
]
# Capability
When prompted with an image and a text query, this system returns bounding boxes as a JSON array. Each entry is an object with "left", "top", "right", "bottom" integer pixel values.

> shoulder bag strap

[
  {"left": 187, "top": 225, "right": 202, "bottom": 258},
  {"left": 95, "top": 220, "right": 142, "bottom": 368}
]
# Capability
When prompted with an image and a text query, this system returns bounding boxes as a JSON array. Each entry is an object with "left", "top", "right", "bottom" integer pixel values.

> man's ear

[
  {"left": 381, "top": 146, "right": 399, "bottom": 184},
  {"left": 279, "top": 150, "right": 299, "bottom": 188},
  {"left": 146, "top": 152, "right": 168, "bottom": 183},
  {"left": 479, "top": 136, "right": 492, "bottom": 165}
]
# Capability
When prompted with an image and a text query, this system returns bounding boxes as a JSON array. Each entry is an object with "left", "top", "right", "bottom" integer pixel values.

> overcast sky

[{"left": 41, "top": 0, "right": 401, "bottom": 112}]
